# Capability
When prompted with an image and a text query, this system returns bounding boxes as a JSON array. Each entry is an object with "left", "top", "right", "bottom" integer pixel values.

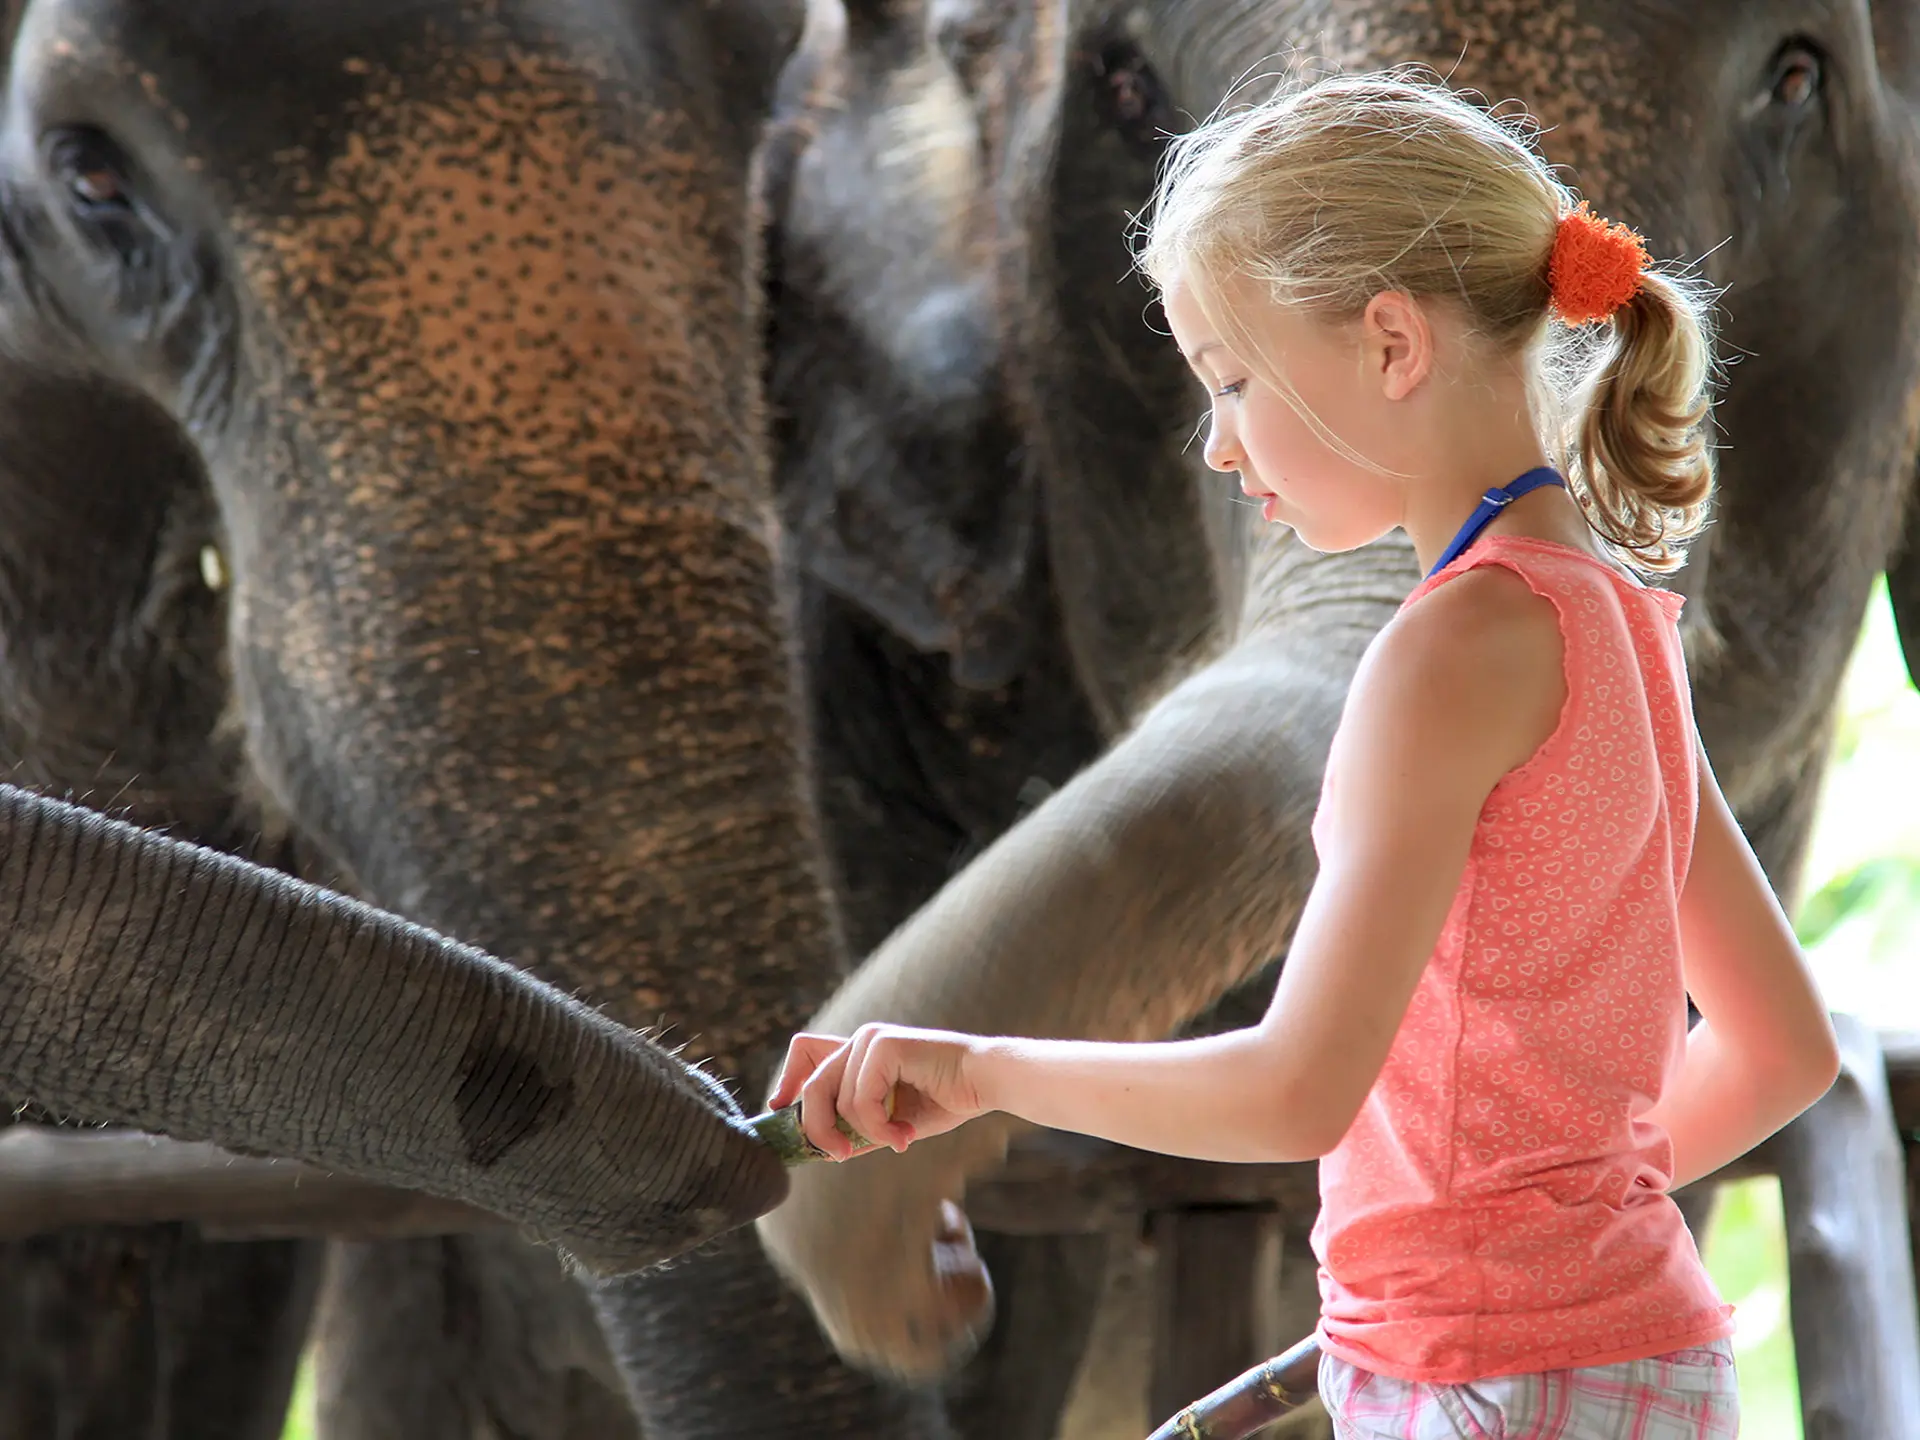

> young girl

[{"left": 768, "top": 71, "right": 1840, "bottom": 1438}]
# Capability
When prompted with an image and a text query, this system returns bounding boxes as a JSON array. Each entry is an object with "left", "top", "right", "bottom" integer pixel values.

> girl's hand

[{"left": 767, "top": 1023, "right": 990, "bottom": 1161}]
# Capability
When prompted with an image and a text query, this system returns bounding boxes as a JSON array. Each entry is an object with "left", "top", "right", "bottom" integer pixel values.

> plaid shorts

[{"left": 1318, "top": 1340, "right": 1739, "bottom": 1438}]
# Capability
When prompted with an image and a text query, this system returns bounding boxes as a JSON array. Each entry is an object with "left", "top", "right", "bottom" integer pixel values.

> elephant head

[
  {"left": 756, "top": 0, "right": 1920, "bottom": 1390},
  {"left": 0, "top": 0, "right": 828, "bottom": 1072}
]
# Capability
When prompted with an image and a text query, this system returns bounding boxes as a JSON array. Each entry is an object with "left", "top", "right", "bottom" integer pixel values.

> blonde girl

[{"left": 769, "top": 71, "right": 1839, "bottom": 1438}]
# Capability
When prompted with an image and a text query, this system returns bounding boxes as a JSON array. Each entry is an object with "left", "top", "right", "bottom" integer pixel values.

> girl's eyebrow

[{"left": 1183, "top": 341, "right": 1223, "bottom": 367}]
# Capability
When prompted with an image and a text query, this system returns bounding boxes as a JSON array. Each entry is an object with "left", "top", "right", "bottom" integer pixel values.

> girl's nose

[{"left": 1203, "top": 419, "right": 1240, "bottom": 474}]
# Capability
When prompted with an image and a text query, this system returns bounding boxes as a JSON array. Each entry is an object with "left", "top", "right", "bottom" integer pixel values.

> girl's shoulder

[
  {"left": 1384, "top": 559, "right": 1562, "bottom": 684},
  {"left": 1356, "top": 561, "right": 1566, "bottom": 778}
]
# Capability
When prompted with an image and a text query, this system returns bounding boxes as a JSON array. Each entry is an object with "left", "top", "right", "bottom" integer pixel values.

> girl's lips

[{"left": 1239, "top": 478, "right": 1284, "bottom": 524}]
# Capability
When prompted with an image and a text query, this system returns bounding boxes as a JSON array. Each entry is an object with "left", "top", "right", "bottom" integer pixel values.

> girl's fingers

[
  {"left": 832, "top": 1025, "right": 884, "bottom": 1159},
  {"left": 840, "top": 1029, "right": 898, "bottom": 1159},
  {"left": 845, "top": 1029, "right": 908, "bottom": 1153},
  {"left": 767, "top": 1032, "right": 846, "bottom": 1109},
  {"left": 776, "top": 1024, "right": 955, "bottom": 1160},
  {"left": 796, "top": 1038, "right": 856, "bottom": 1157}
]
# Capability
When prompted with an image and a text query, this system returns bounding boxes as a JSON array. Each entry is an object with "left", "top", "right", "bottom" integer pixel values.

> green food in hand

[{"left": 748, "top": 1103, "right": 877, "bottom": 1166}]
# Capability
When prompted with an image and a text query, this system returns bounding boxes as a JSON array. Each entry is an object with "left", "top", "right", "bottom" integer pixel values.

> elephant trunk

[
  {"left": 0, "top": 782, "right": 787, "bottom": 1275},
  {"left": 588, "top": 1228, "right": 956, "bottom": 1437}
]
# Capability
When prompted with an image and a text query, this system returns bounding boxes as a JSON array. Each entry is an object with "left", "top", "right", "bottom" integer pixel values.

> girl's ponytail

[{"left": 1565, "top": 269, "right": 1715, "bottom": 574}]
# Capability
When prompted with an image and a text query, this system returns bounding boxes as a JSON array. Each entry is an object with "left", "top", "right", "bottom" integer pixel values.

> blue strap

[{"left": 1425, "top": 467, "right": 1567, "bottom": 579}]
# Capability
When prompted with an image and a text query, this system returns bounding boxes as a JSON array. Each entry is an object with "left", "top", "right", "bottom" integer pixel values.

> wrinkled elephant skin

[
  {"left": 0, "top": 783, "right": 791, "bottom": 1271},
  {"left": 756, "top": 0, "right": 1920, "bottom": 1385}
]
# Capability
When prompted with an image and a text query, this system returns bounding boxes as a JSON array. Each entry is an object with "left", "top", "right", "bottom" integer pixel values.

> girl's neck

[{"left": 1395, "top": 358, "right": 1595, "bottom": 574}]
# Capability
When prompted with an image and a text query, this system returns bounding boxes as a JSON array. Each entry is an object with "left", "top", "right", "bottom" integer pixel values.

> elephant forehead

[
  {"left": 1243, "top": 0, "right": 1674, "bottom": 201},
  {"left": 224, "top": 46, "right": 764, "bottom": 533}
]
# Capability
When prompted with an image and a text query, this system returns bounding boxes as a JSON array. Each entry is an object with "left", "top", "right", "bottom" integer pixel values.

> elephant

[
  {"left": 0, "top": 355, "right": 329, "bottom": 1439},
  {"left": 0, "top": 780, "right": 789, "bottom": 1267},
  {"left": 755, "top": 0, "right": 1920, "bottom": 1431},
  {"left": 0, "top": 0, "right": 987, "bottom": 1436}
]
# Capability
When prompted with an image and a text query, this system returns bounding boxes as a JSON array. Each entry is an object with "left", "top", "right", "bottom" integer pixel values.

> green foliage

[
  {"left": 281, "top": 1357, "right": 316, "bottom": 1440},
  {"left": 1795, "top": 856, "right": 1920, "bottom": 950},
  {"left": 1700, "top": 1177, "right": 1800, "bottom": 1438},
  {"left": 1702, "top": 573, "right": 1920, "bottom": 1438}
]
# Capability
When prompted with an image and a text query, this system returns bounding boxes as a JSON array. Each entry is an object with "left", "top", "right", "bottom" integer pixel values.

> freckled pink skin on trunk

[{"left": 223, "top": 50, "right": 838, "bottom": 1084}]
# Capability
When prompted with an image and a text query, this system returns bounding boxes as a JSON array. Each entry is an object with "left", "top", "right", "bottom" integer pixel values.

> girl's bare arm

[{"left": 1642, "top": 751, "right": 1841, "bottom": 1189}]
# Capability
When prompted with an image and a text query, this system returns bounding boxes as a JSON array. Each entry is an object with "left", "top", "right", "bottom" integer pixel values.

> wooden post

[
  {"left": 1147, "top": 1205, "right": 1286, "bottom": 1430},
  {"left": 1774, "top": 1013, "right": 1920, "bottom": 1436},
  {"left": 1907, "top": 1134, "right": 1920, "bottom": 1351}
]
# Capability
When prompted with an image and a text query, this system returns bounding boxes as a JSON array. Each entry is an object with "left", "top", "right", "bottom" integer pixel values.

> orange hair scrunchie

[{"left": 1548, "top": 202, "right": 1649, "bottom": 326}]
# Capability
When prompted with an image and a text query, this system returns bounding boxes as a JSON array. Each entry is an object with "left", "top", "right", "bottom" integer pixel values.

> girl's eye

[{"left": 1214, "top": 380, "right": 1246, "bottom": 399}]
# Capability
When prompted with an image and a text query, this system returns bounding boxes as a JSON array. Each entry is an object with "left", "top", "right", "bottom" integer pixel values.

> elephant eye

[
  {"left": 72, "top": 167, "right": 124, "bottom": 208},
  {"left": 1768, "top": 41, "right": 1823, "bottom": 109},
  {"left": 46, "top": 127, "right": 135, "bottom": 219},
  {"left": 1089, "top": 41, "right": 1171, "bottom": 151}
]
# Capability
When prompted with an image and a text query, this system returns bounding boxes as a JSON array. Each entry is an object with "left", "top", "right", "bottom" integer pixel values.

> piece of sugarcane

[
  {"left": 1145, "top": 1334, "right": 1324, "bottom": 1440},
  {"left": 747, "top": 1102, "right": 880, "bottom": 1166}
]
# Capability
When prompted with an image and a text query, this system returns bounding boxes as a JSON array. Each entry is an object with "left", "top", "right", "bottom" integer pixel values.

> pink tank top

[{"left": 1310, "top": 536, "right": 1735, "bottom": 1384}]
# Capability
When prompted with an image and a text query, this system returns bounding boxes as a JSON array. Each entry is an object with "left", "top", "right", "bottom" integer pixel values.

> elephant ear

[{"left": 1888, "top": 487, "right": 1920, "bottom": 690}]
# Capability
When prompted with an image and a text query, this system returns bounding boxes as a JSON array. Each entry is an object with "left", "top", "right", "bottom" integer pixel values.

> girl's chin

[
  {"left": 1258, "top": 498, "right": 1379, "bottom": 556},
  {"left": 1289, "top": 517, "right": 1396, "bottom": 557}
]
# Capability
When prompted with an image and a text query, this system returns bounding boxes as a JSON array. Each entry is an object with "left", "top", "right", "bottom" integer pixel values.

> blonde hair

[{"left": 1137, "top": 70, "right": 1714, "bottom": 572}]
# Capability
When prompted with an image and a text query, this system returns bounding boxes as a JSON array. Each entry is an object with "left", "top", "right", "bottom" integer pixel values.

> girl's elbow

[
  {"left": 1253, "top": 1052, "right": 1364, "bottom": 1160},
  {"left": 1266, "top": 1100, "right": 1358, "bottom": 1161},
  {"left": 1802, "top": 1028, "right": 1843, "bottom": 1103},
  {"left": 1767, "top": 1026, "right": 1843, "bottom": 1124}
]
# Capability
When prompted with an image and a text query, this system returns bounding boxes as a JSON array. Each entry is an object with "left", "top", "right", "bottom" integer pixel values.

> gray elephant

[
  {"left": 0, "top": 0, "right": 957, "bottom": 1436},
  {"left": 756, "top": 0, "right": 1920, "bottom": 1431},
  {"left": 0, "top": 360, "right": 324, "bottom": 1437}
]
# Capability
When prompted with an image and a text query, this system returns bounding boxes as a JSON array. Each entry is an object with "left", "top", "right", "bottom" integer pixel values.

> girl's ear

[{"left": 1363, "top": 290, "right": 1433, "bottom": 401}]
